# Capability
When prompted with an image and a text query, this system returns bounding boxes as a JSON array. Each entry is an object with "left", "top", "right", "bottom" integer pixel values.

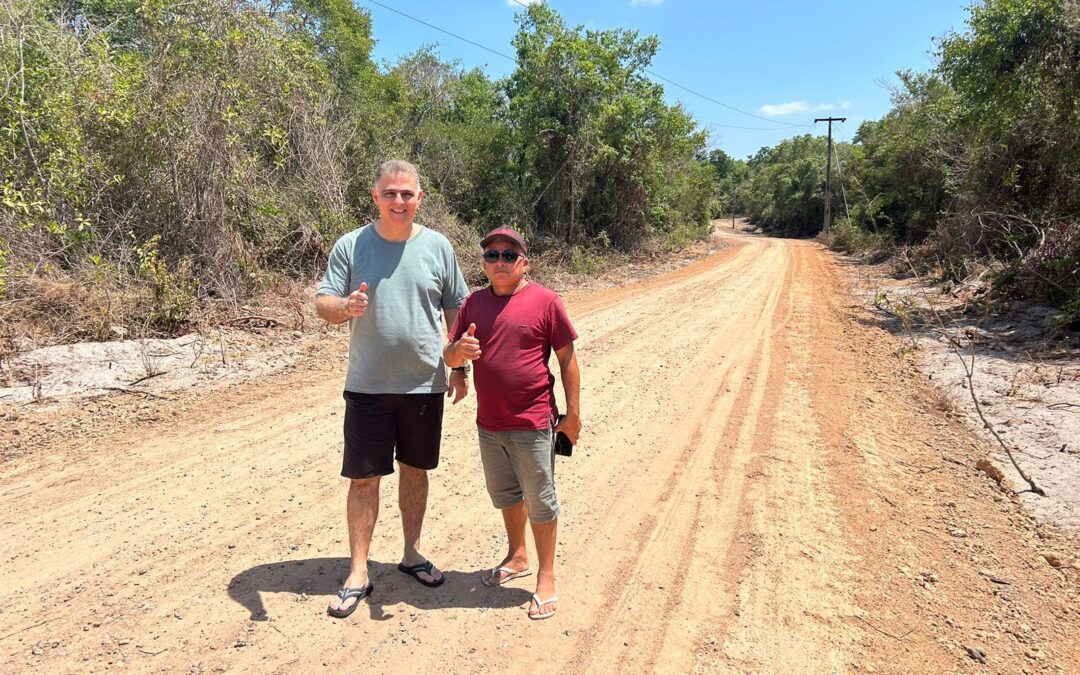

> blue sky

[{"left": 361, "top": 0, "right": 975, "bottom": 160}]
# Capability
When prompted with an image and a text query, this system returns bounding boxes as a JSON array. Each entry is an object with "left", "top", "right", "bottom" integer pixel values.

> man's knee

[
  {"left": 349, "top": 476, "right": 380, "bottom": 495},
  {"left": 397, "top": 461, "right": 428, "bottom": 477}
]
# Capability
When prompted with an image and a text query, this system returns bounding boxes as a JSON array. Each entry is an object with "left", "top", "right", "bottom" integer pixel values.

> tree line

[
  {"left": 3, "top": 0, "right": 1076, "bottom": 341},
  {"left": 726, "top": 0, "right": 1078, "bottom": 325},
  {"left": 0, "top": 1, "right": 713, "bottom": 338}
]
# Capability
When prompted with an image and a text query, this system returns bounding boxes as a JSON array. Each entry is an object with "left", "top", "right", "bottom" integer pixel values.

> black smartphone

[{"left": 554, "top": 415, "right": 573, "bottom": 457}]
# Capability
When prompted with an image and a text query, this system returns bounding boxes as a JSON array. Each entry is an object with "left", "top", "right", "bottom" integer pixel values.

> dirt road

[{"left": 2, "top": 230, "right": 1077, "bottom": 673}]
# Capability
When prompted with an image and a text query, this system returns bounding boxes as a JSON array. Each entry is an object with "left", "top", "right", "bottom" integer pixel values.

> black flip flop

[
  {"left": 326, "top": 583, "right": 374, "bottom": 618},
  {"left": 397, "top": 560, "right": 446, "bottom": 588}
]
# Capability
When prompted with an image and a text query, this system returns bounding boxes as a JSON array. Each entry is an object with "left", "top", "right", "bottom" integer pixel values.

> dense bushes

[{"left": 0, "top": 1, "right": 716, "bottom": 339}]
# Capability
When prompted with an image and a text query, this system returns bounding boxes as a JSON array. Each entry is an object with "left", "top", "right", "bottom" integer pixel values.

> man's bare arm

[
  {"left": 316, "top": 282, "right": 368, "bottom": 325},
  {"left": 554, "top": 342, "right": 581, "bottom": 443}
]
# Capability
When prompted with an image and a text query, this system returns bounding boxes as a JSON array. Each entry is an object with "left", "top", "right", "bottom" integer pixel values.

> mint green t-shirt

[{"left": 317, "top": 224, "right": 469, "bottom": 394}]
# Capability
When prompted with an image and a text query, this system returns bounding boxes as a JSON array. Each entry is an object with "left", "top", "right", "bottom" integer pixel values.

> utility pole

[
  {"left": 814, "top": 117, "right": 846, "bottom": 233},
  {"left": 731, "top": 184, "right": 736, "bottom": 229}
]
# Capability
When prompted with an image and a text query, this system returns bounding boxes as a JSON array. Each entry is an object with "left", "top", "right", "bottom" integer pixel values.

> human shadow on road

[{"left": 228, "top": 557, "right": 530, "bottom": 621}]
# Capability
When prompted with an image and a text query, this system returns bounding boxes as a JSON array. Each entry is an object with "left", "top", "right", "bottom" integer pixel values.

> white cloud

[
  {"left": 507, "top": 0, "right": 544, "bottom": 6},
  {"left": 630, "top": 0, "right": 665, "bottom": 6},
  {"left": 759, "top": 100, "right": 853, "bottom": 116},
  {"left": 760, "top": 101, "right": 809, "bottom": 116}
]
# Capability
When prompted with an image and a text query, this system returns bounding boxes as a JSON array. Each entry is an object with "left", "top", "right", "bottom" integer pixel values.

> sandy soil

[
  {"left": 2, "top": 229, "right": 1078, "bottom": 674},
  {"left": 847, "top": 263, "right": 1080, "bottom": 530}
]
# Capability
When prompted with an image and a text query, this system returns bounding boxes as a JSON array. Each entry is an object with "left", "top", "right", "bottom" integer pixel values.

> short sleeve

[
  {"left": 448, "top": 293, "right": 472, "bottom": 341},
  {"left": 317, "top": 235, "right": 352, "bottom": 297},
  {"left": 546, "top": 295, "right": 577, "bottom": 351},
  {"left": 441, "top": 245, "right": 469, "bottom": 310}
]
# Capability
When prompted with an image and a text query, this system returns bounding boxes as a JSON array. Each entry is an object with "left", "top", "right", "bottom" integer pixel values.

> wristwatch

[{"left": 452, "top": 364, "right": 471, "bottom": 375}]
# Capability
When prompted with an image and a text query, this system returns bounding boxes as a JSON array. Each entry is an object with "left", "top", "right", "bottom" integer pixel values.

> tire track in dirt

[{"left": 4, "top": 230, "right": 1078, "bottom": 674}]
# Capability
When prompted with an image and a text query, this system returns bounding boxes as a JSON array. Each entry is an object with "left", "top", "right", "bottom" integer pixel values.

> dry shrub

[
  {"left": 10, "top": 274, "right": 153, "bottom": 344},
  {"left": 417, "top": 193, "right": 486, "bottom": 286},
  {"left": 1016, "top": 219, "right": 1079, "bottom": 313}
]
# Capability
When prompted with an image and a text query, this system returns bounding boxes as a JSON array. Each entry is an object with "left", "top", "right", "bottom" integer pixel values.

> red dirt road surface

[{"left": 2, "top": 230, "right": 1077, "bottom": 673}]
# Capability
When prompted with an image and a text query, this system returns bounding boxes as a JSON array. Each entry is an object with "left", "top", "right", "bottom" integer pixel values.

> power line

[
  {"left": 362, "top": 0, "right": 516, "bottom": 62},
  {"left": 365, "top": 0, "right": 812, "bottom": 130},
  {"left": 643, "top": 70, "right": 808, "bottom": 128},
  {"left": 701, "top": 120, "right": 812, "bottom": 132},
  {"left": 504, "top": 0, "right": 808, "bottom": 128}
]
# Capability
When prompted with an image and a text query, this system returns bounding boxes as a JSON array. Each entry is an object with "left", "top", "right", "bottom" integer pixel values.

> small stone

[
  {"left": 964, "top": 645, "right": 987, "bottom": 663},
  {"left": 1043, "top": 553, "right": 1062, "bottom": 568},
  {"left": 949, "top": 529, "right": 968, "bottom": 538}
]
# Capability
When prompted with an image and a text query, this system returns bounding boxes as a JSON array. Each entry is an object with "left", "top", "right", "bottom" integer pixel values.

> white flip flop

[
  {"left": 481, "top": 564, "right": 532, "bottom": 587},
  {"left": 528, "top": 593, "right": 559, "bottom": 620}
]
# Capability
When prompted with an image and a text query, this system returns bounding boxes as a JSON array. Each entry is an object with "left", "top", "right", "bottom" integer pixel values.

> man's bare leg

[
  {"left": 529, "top": 518, "right": 558, "bottom": 617},
  {"left": 329, "top": 476, "right": 380, "bottom": 613},
  {"left": 482, "top": 500, "right": 531, "bottom": 585},
  {"left": 398, "top": 462, "right": 443, "bottom": 584}
]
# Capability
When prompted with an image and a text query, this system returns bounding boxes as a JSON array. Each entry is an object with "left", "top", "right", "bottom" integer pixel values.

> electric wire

[
  {"left": 362, "top": 0, "right": 811, "bottom": 131},
  {"left": 362, "top": 0, "right": 516, "bottom": 62}
]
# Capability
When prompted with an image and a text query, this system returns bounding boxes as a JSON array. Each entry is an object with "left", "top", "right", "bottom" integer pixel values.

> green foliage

[
  {"left": 739, "top": 135, "right": 827, "bottom": 236},
  {"left": 505, "top": 4, "right": 713, "bottom": 249},
  {"left": 135, "top": 236, "right": 195, "bottom": 330},
  {"left": 733, "top": 0, "right": 1078, "bottom": 318},
  {"left": 3, "top": 0, "right": 719, "bottom": 340},
  {"left": 937, "top": 0, "right": 1080, "bottom": 216},
  {"left": 846, "top": 72, "right": 951, "bottom": 241}
]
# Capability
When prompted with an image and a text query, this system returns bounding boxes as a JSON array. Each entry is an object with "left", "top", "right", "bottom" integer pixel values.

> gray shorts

[{"left": 477, "top": 427, "right": 559, "bottom": 524}]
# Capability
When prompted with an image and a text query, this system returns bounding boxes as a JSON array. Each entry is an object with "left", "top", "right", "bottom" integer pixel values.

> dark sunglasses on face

[{"left": 482, "top": 249, "right": 521, "bottom": 263}]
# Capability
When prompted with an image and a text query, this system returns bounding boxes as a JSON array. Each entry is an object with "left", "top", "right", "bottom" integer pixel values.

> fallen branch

[
  {"left": 129, "top": 371, "right": 168, "bottom": 386},
  {"left": 228, "top": 315, "right": 281, "bottom": 327},
  {"left": 903, "top": 253, "right": 1046, "bottom": 496},
  {"left": 102, "top": 386, "right": 171, "bottom": 400}
]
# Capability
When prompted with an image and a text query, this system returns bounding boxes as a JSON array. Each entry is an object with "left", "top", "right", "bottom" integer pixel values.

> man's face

[
  {"left": 372, "top": 172, "right": 422, "bottom": 227},
  {"left": 482, "top": 240, "right": 528, "bottom": 286}
]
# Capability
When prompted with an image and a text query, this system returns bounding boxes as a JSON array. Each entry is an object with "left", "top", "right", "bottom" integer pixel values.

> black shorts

[{"left": 341, "top": 391, "right": 444, "bottom": 479}]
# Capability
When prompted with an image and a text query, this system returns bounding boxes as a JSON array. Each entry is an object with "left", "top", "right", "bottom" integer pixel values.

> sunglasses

[{"left": 482, "top": 249, "right": 522, "bottom": 263}]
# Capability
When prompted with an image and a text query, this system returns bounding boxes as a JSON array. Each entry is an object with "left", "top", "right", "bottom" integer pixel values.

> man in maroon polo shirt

[{"left": 444, "top": 226, "right": 581, "bottom": 620}]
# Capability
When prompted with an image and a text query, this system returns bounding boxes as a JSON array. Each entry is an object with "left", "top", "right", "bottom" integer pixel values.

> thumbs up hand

[
  {"left": 346, "top": 282, "right": 369, "bottom": 317},
  {"left": 455, "top": 322, "right": 482, "bottom": 362}
]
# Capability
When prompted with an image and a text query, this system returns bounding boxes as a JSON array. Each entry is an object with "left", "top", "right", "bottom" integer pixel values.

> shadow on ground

[{"left": 228, "top": 557, "right": 531, "bottom": 621}]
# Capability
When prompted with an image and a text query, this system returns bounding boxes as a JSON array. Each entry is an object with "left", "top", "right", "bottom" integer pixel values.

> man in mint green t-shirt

[{"left": 316, "top": 160, "right": 468, "bottom": 619}]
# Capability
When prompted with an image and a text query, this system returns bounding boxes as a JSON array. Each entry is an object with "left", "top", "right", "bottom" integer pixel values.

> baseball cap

[{"left": 479, "top": 226, "right": 528, "bottom": 254}]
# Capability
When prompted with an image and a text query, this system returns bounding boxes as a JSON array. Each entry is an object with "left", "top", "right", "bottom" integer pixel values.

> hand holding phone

[{"left": 554, "top": 414, "right": 574, "bottom": 457}]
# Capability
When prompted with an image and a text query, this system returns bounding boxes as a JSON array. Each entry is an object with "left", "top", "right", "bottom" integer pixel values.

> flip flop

[
  {"left": 326, "top": 583, "right": 374, "bottom": 619},
  {"left": 397, "top": 560, "right": 446, "bottom": 588},
  {"left": 528, "top": 593, "right": 559, "bottom": 620},
  {"left": 481, "top": 565, "right": 533, "bottom": 587}
]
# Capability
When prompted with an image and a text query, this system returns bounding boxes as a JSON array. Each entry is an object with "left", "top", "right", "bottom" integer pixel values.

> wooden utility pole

[
  {"left": 814, "top": 117, "right": 846, "bottom": 233},
  {"left": 731, "top": 184, "right": 736, "bottom": 229}
]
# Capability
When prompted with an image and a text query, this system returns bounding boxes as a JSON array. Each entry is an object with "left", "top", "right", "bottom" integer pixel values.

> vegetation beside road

[
  {"left": 2, "top": 0, "right": 1076, "bottom": 350},
  {"left": 718, "top": 0, "right": 1078, "bottom": 327},
  {"left": 1, "top": 1, "right": 712, "bottom": 342}
]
